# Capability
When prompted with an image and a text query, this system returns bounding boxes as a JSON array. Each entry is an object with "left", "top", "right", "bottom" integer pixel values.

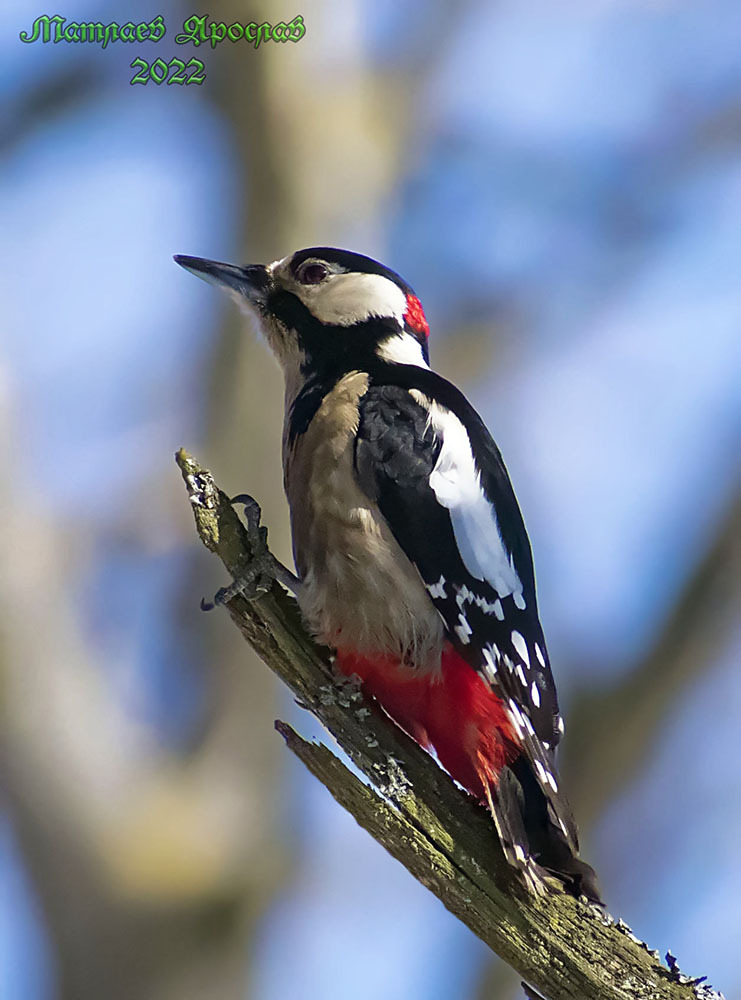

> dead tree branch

[{"left": 176, "top": 448, "right": 725, "bottom": 1000}]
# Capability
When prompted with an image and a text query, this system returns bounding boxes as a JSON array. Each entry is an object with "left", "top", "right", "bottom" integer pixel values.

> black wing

[{"left": 354, "top": 373, "right": 577, "bottom": 850}]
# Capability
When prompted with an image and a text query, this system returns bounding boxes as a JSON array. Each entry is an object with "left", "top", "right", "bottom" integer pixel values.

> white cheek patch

[
  {"left": 296, "top": 272, "right": 407, "bottom": 327},
  {"left": 426, "top": 403, "right": 524, "bottom": 601}
]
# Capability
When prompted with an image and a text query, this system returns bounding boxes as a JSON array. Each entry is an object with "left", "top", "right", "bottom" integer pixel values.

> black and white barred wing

[{"left": 354, "top": 381, "right": 577, "bottom": 849}]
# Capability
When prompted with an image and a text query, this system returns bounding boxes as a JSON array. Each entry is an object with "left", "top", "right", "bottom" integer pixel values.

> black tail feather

[{"left": 498, "top": 756, "right": 602, "bottom": 904}]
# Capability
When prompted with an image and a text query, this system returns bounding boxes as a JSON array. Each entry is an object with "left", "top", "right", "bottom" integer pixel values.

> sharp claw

[
  {"left": 200, "top": 582, "right": 244, "bottom": 611},
  {"left": 229, "top": 493, "right": 264, "bottom": 537},
  {"left": 200, "top": 491, "right": 290, "bottom": 607}
]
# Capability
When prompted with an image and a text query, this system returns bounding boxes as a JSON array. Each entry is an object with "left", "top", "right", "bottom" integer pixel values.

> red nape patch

[
  {"left": 335, "top": 644, "right": 520, "bottom": 802},
  {"left": 404, "top": 293, "right": 430, "bottom": 338}
]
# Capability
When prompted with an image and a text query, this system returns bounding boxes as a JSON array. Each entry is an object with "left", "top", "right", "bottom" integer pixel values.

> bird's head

[{"left": 174, "top": 247, "right": 431, "bottom": 387}]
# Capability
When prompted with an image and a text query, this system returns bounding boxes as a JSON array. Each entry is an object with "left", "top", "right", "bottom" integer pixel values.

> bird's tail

[{"left": 492, "top": 755, "right": 602, "bottom": 904}]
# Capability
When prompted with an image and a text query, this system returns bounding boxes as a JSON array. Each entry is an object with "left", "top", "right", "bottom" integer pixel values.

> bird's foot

[{"left": 201, "top": 493, "right": 300, "bottom": 611}]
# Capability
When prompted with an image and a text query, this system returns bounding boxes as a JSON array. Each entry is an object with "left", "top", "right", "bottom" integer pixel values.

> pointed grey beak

[{"left": 173, "top": 255, "right": 271, "bottom": 306}]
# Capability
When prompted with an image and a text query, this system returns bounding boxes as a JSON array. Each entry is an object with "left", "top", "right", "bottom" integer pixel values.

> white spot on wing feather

[
  {"left": 454, "top": 613, "right": 472, "bottom": 645},
  {"left": 475, "top": 594, "right": 501, "bottom": 615},
  {"left": 455, "top": 584, "right": 506, "bottom": 618},
  {"left": 511, "top": 630, "right": 529, "bottom": 667},
  {"left": 426, "top": 575, "right": 447, "bottom": 599},
  {"left": 482, "top": 647, "right": 498, "bottom": 684},
  {"left": 530, "top": 681, "right": 541, "bottom": 708},
  {"left": 507, "top": 698, "right": 525, "bottom": 737}
]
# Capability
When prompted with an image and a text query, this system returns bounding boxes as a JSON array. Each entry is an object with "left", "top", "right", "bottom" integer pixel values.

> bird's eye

[{"left": 298, "top": 262, "right": 329, "bottom": 285}]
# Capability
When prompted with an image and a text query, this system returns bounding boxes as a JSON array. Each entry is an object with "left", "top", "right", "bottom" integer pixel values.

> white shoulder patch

[
  {"left": 426, "top": 403, "right": 524, "bottom": 601},
  {"left": 377, "top": 332, "right": 430, "bottom": 368}
]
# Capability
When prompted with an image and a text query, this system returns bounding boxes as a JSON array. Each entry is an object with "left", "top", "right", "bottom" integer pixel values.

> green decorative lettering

[
  {"left": 209, "top": 21, "right": 227, "bottom": 47},
  {"left": 227, "top": 23, "right": 243, "bottom": 41},
  {"left": 21, "top": 13, "right": 170, "bottom": 49},
  {"left": 20, "top": 14, "right": 64, "bottom": 43},
  {"left": 287, "top": 15, "right": 306, "bottom": 41},
  {"left": 253, "top": 22, "right": 271, "bottom": 49},
  {"left": 102, "top": 23, "right": 120, "bottom": 49},
  {"left": 148, "top": 15, "right": 166, "bottom": 42},
  {"left": 245, "top": 22, "right": 256, "bottom": 43},
  {"left": 272, "top": 22, "right": 286, "bottom": 42},
  {"left": 77, "top": 23, "right": 105, "bottom": 43},
  {"left": 175, "top": 14, "right": 206, "bottom": 45}
]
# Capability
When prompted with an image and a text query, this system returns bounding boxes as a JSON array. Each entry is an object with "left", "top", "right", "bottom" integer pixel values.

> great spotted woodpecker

[{"left": 175, "top": 247, "right": 601, "bottom": 902}]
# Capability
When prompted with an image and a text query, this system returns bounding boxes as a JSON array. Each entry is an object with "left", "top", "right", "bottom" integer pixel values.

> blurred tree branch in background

[
  {"left": 0, "top": 64, "right": 97, "bottom": 154},
  {"left": 175, "top": 447, "right": 725, "bottom": 1000},
  {"left": 0, "top": 401, "right": 285, "bottom": 1000}
]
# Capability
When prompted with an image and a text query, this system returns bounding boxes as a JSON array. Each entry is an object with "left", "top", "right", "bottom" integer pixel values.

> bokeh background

[{"left": 2, "top": 1, "right": 740, "bottom": 998}]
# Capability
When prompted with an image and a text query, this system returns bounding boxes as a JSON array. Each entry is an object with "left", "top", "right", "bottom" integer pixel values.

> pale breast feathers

[{"left": 284, "top": 372, "right": 443, "bottom": 666}]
